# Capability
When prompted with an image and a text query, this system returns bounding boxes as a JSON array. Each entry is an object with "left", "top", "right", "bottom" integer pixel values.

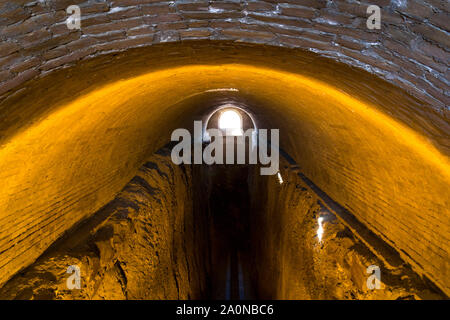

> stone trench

[
  {"left": 0, "top": 146, "right": 445, "bottom": 300},
  {"left": 0, "top": 0, "right": 448, "bottom": 300}
]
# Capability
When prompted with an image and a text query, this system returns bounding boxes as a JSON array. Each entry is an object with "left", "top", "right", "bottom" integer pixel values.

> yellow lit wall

[{"left": 0, "top": 44, "right": 448, "bottom": 295}]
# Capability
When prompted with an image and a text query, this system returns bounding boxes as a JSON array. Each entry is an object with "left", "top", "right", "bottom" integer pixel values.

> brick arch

[{"left": 0, "top": 0, "right": 448, "bottom": 110}]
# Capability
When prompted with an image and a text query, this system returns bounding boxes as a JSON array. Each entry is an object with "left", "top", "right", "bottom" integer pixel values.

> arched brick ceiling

[
  {"left": 0, "top": 1, "right": 448, "bottom": 295},
  {"left": 1, "top": 0, "right": 448, "bottom": 109}
]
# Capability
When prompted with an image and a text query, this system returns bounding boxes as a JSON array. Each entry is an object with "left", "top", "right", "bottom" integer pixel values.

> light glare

[
  {"left": 219, "top": 110, "right": 243, "bottom": 136},
  {"left": 277, "top": 172, "right": 283, "bottom": 184},
  {"left": 317, "top": 217, "right": 324, "bottom": 242}
]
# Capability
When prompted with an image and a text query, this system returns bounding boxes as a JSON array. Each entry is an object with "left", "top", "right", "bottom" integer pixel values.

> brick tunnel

[{"left": 0, "top": 1, "right": 448, "bottom": 300}]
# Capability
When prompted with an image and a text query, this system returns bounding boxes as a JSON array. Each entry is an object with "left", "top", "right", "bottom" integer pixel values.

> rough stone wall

[
  {"left": 0, "top": 150, "right": 210, "bottom": 299},
  {"left": 0, "top": 0, "right": 448, "bottom": 112},
  {"left": 248, "top": 162, "right": 445, "bottom": 299},
  {"left": 1, "top": 156, "right": 445, "bottom": 300}
]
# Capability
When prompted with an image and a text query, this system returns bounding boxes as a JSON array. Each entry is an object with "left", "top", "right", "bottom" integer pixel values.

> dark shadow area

[{"left": 200, "top": 164, "right": 256, "bottom": 300}]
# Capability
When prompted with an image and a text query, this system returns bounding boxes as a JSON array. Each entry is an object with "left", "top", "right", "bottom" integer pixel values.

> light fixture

[{"left": 218, "top": 109, "right": 243, "bottom": 136}]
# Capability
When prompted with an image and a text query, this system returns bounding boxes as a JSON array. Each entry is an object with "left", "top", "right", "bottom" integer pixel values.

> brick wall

[
  {"left": 0, "top": 0, "right": 448, "bottom": 110},
  {"left": 0, "top": 0, "right": 448, "bottom": 296}
]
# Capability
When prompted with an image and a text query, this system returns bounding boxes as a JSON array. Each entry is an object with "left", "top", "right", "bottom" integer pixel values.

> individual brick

[
  {"left": 10, "top": 57, "right": 41, "bottom": 74},
  {"left": 179, "top": 28, "right": 211, "bottom": 39},
  {"left": 0, "top": 41, "right": 20, "bottom": 57},
  {"left": 280, "top": 5, "right": 317, "bottom": 20},
  {"left": 246, "top": 1, "right": 276, "bottom": 12},
  {"left": 0, "top": 69, "right": 38, "bottom": 95},
  {"left": 220, "top": 28, "right": 275, "bottom": 41},
  {"left": 141, "top": 4, "right": 176, "bottom": 15},
  {"left": 0, "top": 2, "right": 31, "bottom": 26},
  {"left": 410, "top": 23, "right": 450, "bottom": 48},
  {"left": 177, "top": 1, "right": 210, "bottom": 12}
]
